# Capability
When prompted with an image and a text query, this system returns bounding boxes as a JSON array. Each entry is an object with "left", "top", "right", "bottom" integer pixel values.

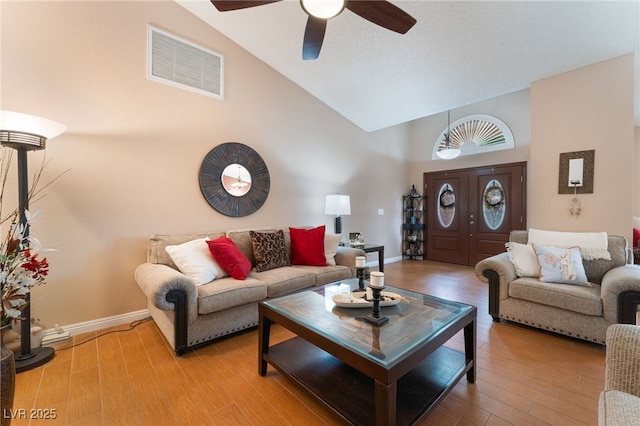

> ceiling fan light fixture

[{"left": 301, "top": 0, "right": 345, "bottom": 19}]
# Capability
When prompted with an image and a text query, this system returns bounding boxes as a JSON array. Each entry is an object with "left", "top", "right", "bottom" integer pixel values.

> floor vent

[{"left": 147, "top": 25, "right": 224, "bottom": 100}]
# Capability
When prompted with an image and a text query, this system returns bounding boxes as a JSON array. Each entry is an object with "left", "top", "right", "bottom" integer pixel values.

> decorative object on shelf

[
  {"left": 0, "top": 110, "right": 66, "bottom": 374},
  {"left": 355, "top": 256, "right": 366, "bottom": 291},
  {"left": 364, "top": 272, "right": 389, "bottom": 326},
  {"left": 349, "top": 232, "right": 365, "bottom": 248},
  {"left": 325, "top": 194, "right": 350, "bottom": 235},
  {"left": 432, "top": 114, "right": 514, "bottom": 160},
  {"left": 558, "top": 150, "right": 594, "bottom": 194},
  {"left": 199, "top": 142, "right": 270, "bottom": 217},
  {"left": 403, "top": 186, "right": 425, "bottom": 260}
]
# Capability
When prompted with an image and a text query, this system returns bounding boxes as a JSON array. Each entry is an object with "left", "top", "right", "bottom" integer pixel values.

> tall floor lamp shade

[
  {"left": 324, "top": 194, "right": 350, "bottom": 234},
  {"left": 0, "top": 110, "right": 67, "bottom": 373}
]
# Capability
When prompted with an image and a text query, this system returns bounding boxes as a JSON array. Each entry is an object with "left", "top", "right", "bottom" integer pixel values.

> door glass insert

[
  {"left": 482, "top": 179, "right": 506, "bottom": 230},
  {"left": 437, "top": 183, "right": 456, "bottom": 228}
]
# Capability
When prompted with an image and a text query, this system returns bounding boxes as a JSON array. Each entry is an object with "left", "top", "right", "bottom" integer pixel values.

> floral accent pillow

[
  {"left": 250, "top": 230, "right": 290, "bottom": 272},
  {"left": 532, "top": 243, "right": 589, "bottom": 285}
]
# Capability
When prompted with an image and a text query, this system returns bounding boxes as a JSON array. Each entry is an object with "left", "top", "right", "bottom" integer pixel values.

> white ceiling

[{"left": 176, "top": 0, "right": 640, "bottom": 132}]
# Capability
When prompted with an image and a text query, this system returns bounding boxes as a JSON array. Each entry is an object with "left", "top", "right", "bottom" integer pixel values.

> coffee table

[{"left": 258, "top": 278, "right": 477, "bottom": 425}]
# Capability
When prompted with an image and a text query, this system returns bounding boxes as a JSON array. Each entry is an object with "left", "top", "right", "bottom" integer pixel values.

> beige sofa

[
  {"left": 599, "top": 324, "right": 640, "bottom": 425},
  {"left": 135, "top": 228, "right": 365, "bottom": 355},
  {"left": 475, "top": 230, "right": 640, "bottom": 344}
]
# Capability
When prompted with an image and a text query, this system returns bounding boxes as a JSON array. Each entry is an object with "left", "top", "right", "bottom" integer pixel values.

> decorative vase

[{"left": 1, "top": 330, "right": 16, "bottom": 426}]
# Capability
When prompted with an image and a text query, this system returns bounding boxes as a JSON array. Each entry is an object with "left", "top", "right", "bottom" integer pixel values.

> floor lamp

[{"left": 0, "top": 110, "right": 67, "bottom": 373}]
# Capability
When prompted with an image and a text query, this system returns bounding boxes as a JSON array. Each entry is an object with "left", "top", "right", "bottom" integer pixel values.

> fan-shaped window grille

[{"left": 432, "top": 114, "right": 514, "bottom": 160}]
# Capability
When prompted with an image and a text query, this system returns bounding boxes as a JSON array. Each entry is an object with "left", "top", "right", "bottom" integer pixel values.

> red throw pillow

[
  {"left": 633, "top": 227, "right": 640, "bottom": 249},
  {"left": 289, "top": 226, "right": 326, "bottom": 266},
  {"left": 206, "top": 237, "right": 252, "bottom": 280}
]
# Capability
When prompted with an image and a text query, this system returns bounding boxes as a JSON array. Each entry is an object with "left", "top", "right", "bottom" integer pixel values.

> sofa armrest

[
  {"left": 605, "top": 324, "right": 640, "bottom": 397},
  {"left": 335, "top": 246, "right": 366, "bottom": 277},
  {"left": 475, "top": 252, "right": 517, "bottom": 320},
  {"left": 600, "top": 265, "right": 640, "bottom": 324},
  {"left": 134, "top": 262, "right": 198, "bottom": 324}
]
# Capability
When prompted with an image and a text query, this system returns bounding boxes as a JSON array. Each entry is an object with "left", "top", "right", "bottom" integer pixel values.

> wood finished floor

[{"left": 11, "top": 260, "right": 606, "bottom": 426}]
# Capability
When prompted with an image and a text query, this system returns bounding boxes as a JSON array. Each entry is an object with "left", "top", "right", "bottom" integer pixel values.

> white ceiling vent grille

[{"left": 147, "top": 25, "right": 224, "bottom": 100}]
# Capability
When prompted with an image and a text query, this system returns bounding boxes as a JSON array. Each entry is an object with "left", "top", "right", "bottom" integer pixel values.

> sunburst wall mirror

[
  {"left": 199, "top": 142, "right": 270, "bottom": 217},
  {"left": 432, "top": 114, "right": 514, "bottom": 160}
]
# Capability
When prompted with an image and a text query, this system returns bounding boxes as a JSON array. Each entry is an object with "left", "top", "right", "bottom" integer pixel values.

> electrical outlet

[{"left": 377, "top": 209, "right": 384, "bottom": 215}]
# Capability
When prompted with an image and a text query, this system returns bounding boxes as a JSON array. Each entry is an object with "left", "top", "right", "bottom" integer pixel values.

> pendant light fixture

[{"left": 436, "top": 110, "right": 462, "bottom": 160}]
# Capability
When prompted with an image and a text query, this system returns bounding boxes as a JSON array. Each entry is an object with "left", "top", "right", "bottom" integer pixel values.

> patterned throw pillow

[
  {"left": 250, "top": 230, "right": 290, "bottom": 272},
  {"left": 532, "top": 243, "right": 589, "bottom": 285}
]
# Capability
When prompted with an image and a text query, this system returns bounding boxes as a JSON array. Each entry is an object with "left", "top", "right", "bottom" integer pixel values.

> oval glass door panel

[
  {"left": 221, "top": 163, "right": 252, "bottom": 197},
  {"left": 437, "top": 183, "right": 456, "bottom": 228},
  {"left": 482, "top": 179, "right": 506, "bottom": 230}
]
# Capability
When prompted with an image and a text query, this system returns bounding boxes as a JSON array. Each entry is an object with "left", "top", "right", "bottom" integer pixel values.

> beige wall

[
  {"left": 1, "top": 2, "right": 637, "bottom": 330},
  {"left": 1, "top": 1, "right": 409, "bottom": 328},
  {"left": 409, "top": 55, "right": 637, "bottom": 244},
  {"left": 530, "top": 54, "right": 635, "bottom": 240},
  {"left": 635, "top": 127, "right": 640, "bottom": 216}
]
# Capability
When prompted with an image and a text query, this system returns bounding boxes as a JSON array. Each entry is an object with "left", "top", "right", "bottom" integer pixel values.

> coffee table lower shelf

[{"left": 264, "top": 337, "right": 471, "bottom": 425}]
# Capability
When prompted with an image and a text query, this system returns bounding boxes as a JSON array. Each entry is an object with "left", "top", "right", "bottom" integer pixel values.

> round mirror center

[{"left": 221, "top": 163, "right": 252, "bottom": 197}]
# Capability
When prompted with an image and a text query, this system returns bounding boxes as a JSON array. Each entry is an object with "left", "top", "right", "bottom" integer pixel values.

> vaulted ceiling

[{"left": 176, "top": 0, "right": 640, "bottom": 132}]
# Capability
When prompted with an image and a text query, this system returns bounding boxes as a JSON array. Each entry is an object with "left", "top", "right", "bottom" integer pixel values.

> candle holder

[
  {"left": 355, "top": 267, "right": 366, "bottom": 292},
  {"left": 364, "top": 285, "right": 389, "bottom": 326}
]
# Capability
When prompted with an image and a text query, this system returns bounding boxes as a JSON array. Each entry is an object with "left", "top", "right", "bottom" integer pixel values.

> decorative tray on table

[{"left": 332, "top": 291, "right": 402, "bottom": 308}]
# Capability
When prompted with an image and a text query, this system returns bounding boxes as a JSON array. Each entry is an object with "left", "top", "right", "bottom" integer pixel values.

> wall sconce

[{"left": 558, "top": 150, "right": 594, "bottom": 218}]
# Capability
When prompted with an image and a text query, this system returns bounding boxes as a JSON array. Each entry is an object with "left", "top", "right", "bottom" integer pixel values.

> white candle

[
  {"left": 355, "top": 256, "right": 366, "bottom": 268},
  {"left": 370, "top": 271, "right": 384, "bottom": 288}
]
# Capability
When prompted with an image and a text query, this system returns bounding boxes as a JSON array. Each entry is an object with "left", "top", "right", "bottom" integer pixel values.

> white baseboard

[
  {"left": 40, "top": 309, "right": 151, "bottom": 337},
  {"left": 385, "top": 256, "right": 403, "bottom": 264}
]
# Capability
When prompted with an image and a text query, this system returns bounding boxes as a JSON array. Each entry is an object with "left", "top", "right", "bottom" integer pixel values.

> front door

[{"left": 424, "top": 162, "right": 526, "bottom": 265}]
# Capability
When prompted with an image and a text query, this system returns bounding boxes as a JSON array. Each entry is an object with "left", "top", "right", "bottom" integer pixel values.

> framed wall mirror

[{"left": 199, "top": 142, "right": 270, "bottom": 217}]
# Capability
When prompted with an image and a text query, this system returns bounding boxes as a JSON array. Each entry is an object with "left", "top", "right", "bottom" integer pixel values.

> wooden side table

[{"left": 362, "top": 244, "right": 384, "bottom": 272}]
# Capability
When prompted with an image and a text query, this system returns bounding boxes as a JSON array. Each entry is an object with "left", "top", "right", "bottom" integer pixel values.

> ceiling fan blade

[
  {"left": 210, "top": 0, "right": 282, "bottom": 12},
  {"left": 302, "top": 16, "right": 327, "bottom": 60},
  {"left": 345, "top": 0, "right": 416, "bottom": 34}
]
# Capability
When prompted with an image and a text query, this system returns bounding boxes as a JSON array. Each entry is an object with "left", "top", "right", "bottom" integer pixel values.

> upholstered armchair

[{"left": 598, "top": 324, "right": 640, "bottom": 425}]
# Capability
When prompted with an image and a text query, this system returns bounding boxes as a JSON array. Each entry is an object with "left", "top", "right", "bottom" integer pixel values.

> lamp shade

[
  {"left": 325, "top": 194, "right": 351, "bottom": 216},
  {"left": 0, "top": 110, "right": 67, "bottom": 151}
]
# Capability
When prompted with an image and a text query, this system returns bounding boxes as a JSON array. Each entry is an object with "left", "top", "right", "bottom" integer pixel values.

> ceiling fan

[{"left": 209, "top": 0, "right": 417, "bottom": 60}]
